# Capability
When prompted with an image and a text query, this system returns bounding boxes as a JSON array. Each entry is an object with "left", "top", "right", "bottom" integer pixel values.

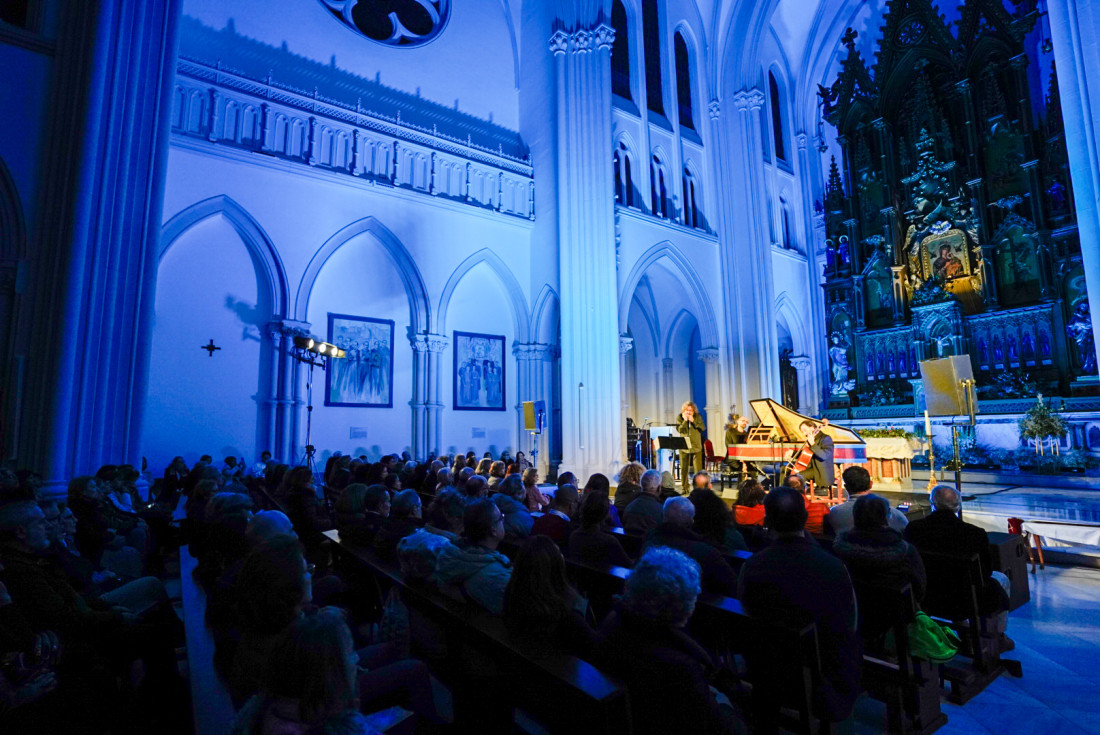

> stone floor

[{"left": 849, "top": 563, "right": 1100, "bottom": 734}]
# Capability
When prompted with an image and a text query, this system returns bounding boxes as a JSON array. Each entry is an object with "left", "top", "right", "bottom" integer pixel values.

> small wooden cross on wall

[{"left": 201, "top": 339, "right": 221, "bottom": 357}]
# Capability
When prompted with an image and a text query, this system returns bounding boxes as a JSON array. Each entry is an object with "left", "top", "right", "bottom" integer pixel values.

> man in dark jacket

[
  {"left": 643, "top": 497, "right": 736, "bottom": 596},
  {"left": 738, "top": 487, "right": 862, "bottom": 724},
  {"left": 906, "top": 485, "right": 1010, "bottom": 628},
  {"left": 623, "top": 470, "right": 664, "bottom": 534}
]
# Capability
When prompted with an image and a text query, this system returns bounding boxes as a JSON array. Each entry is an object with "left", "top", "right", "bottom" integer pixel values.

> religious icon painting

[
  {"left": 453, "top": 331, "right": 506, "bottom": 411},
  {"left": 923, "top": 230, "right": 970, "bottom": 282},
  {"left": 325, "top": 314, "right": 394, "bottom": 408}
]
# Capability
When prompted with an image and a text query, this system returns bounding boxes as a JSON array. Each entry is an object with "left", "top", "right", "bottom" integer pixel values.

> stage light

[
  {"left": 307, "top": 338, "right": 315, "bottom": 349},
  {"left": 317, "top": 343, "right": 328, "bottom": 355}
]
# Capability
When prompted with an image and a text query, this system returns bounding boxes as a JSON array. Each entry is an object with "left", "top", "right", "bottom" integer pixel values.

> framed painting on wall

[
  {"left": 453, "top": 330, "right": 506, "bottom": 411},
  {"left": 325, "top": 313, "right": 394, "bottom": 408}
]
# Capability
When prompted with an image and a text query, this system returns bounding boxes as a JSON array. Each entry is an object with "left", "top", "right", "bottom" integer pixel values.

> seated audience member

[
  {"left": 0, "top": 501, "right": 181, "bottom": 694},
  {"left": 597, "top": 547, "right": 743, "bottom": 735},
  {"left": 337, "top": 485, "right": 389, "bottom": 548},
  {"left": 463, "top": 475, "right": 488, "bottom": 502},
  {"left": 732, "top": 479, "right": 767, "bottom": 526},
  {"left": 454, "top": 466, "right": 473, "bottom": 495},
  {"left": 688, "top": 487, "right": 748, "bottom": 553},
  {"left": 530, "top": 484, "right": 578, "bottom": 544},
  {"left": 474, "top": 458, "right": 493, "bottom": 478},
  {"left": 786, "top": 474, "right": 829, "bottom": 535},
  {"left": 434, "top": 499, "right": 513, "bottom": 614},
  {"left": 492, "top": 474, "right": 534, "bottom": 538},
  {"left": 396, "top": 529, "right": 454, "bottom": 583},
  {"left": 195, "top": 492, "right": 254, "bottom": 591},
  {"left": 623, "top": 470, "right": 664, "bottom": 534},
  {"left": 372, "top": 490, "right": 425, "bottom": 561},
  {"left": 659, "top": 471, "right": 680, "bottom": 502},
  {"left": 503, "top": 535, "right": 595, "bottom": 655},
  {"left": 227, "top": 534, "right": 312, "bottom": 706},
  {"left": 905, "top": 484, "right": 1011, "bottom": 639},
  {"left": 67, "top": 476, "right": 140, "bottom": 575},
  {"left": 614, "top": 462, "right": 645, "bottom": 515},
  {"left": 380, "top": 473, "right": 401, "bottom": 494},
  {"left": 424, "top": 488, "right": 465, "bottom": 541},
  {"left": 248, "top": 451, "right": 273, "bottom": 480},
  {"left": 644, "top": 497, "right": 737, "bottom": 596},
  {"left": 566, "top": 492, "right": 634, "bottom": 568},
  {"left": 233, "top": 607, "right": 419, "bottom": 735},
  {"left": 581, "top": 473, "right": 622, "bottom": 529},
  {"left": 834, "top": 494, "right": 926, "bottom": 604},
  {"left": 159, "top": 456, "right": 189, "bottom": 510},
  {"left": 522, "top": 468, "right": 549, "bottom": 513},
  {"left": 738, "top": 487, "right": 862, "bottom": 723},
  {"left": 433, "top": 467, "right": 453, "bottom": 495},
  {"left": 282, "top": 466, "right": 327, "bottom": 563},
  {"left": 827, "top": 466, "right": 907, "bottom": 536},
  {"left": 486, "top": 461, "right": 507, "bottom": 490}
]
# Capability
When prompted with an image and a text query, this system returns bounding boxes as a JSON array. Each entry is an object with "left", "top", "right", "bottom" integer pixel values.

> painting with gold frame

[{"left": 922, "top": 228, "right": 970, "bottom": 282}]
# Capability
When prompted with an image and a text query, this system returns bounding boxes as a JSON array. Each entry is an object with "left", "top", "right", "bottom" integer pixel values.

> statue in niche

[
  {"left": 866, "top": 355, "right": 874, "bottom": 377},
  {"left": 978, "top": 339, "right": 989, "bottom": 364},
  {"left": 1023, "top": 333, "right": 1034, "bottom": 361},
  {"left": 1039, "top": 331, "right": 1051, "bottom": 357},
  {"left": 993, "top": 338, "right": 1004, "bottom": 363},
  {"left": 887, "top": 352, "right": 896, "bottom": 373},
  {"left": 828, "top": 332, "right": 856, "bottom": 394},
  {"left": 899, "top": 351, "right": 907, "bottom": 373},
  {"left": 1047, "top": 179, "right": 1068, "bottom": 215},
  {"left": 838, "top": 236, "right": 851, "bottom": 266},
  {"left": 1008, "top": 338, "right": 1019, "bottom": 363},
  {"left": 1067, "top": 301, "right": 1098, "bottom": 374},
  {"left": 825, "top": 240, "right": 836, "bottom": 270}
]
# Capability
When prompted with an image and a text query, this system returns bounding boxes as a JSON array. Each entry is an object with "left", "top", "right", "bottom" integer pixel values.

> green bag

[{"left": 906, "top": 611, "right": 961, "bottom": 662}]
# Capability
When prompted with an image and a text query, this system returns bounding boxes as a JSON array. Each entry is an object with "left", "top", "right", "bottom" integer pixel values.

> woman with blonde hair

[
  {"left": 614, "top": 462, "right": 645, "bottom": 515},
  {"left": 675, "top": 400, "right": 706, "bottom": 494}
]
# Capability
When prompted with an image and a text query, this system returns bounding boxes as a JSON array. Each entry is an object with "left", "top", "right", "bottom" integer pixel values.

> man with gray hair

[
  {"left": 623, "top": 469, "right": 664, "bottom": 533},
  {"left": 597, "top": 547, "right": 743, "bottom": 735},
  {"left": 642, "top": 496, "right": 737, "bottom": 596},
  {"left": 905, "top": 484, "right": 1012, "bottom": 643}
]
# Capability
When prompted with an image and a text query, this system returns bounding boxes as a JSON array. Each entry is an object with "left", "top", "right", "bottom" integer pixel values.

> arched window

[
  {"left": 682, "top": 168, "right": 699, "bottom": 229},
  {"left": 615, "top": 142, "right": 636, "bottom": 206},
  {"left": 650, "top": 155, "right": 668, "bottom": 218},
  {"left": 611, "top": 0, "right": 631, "bottom": 101},
  {"left": 674, "top": 32, "right": 694, "bottom": 131},
  {"left": 769, "top": 71, "right": 787, "bottom": 163},
  {"left": 642, "top": 0, "right": 664, "bottom": 116},
  {"left": 780, "top": 197, "right": 792, "bottom": 249}
]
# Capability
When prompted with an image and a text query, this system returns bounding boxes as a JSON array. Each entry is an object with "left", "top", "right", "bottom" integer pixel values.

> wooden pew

[
  {"left": 691, "top": 593, "right": 834, "bottom": 735},
  {"left": 324, "top": 530, "right": 633, "bottom": 734},
  {"left": 609, "top": 526, "right": 644, "bottom": 558},
  {"left": 918, "top": 549, "right": 1022, "bottom": 703},
  {"left": 179, "top": 545, "right": 237, "bottom": 735},
  {"left": 853, "top": 581, "right": 946, "bottom": 735}
]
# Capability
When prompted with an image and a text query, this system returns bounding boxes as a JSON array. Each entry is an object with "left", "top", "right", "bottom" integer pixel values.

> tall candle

[{"left": 924, "top": 410, "right": 932, "bottom": 437}]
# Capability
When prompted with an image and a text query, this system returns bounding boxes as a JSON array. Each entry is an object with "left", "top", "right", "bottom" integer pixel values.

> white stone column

[
  {"left": 513, "top": 342, "right": 556, "bottom": 471},
  {"left": 552, "top": 21, "right": 622, "bottom": 479},
  {"left": 620, "top": 335, "right": 634, "bottom": 462},
  {"left": 662, "top": 358, "right": 675, "bottom": 424},
  {"left": 1048, "top": 0, "right": 1100, "bottom": 370},
  {"left": 708, "top": 93, "right": 779, "bottom": 420},
  {"left": 409, "top": 332, "right": 447, "bottom": 458},
  {"left": 790, "top": 355, "right": 813, "bottom": 416},
  {"left": 424, "top": 334, "right": 448, "bottom": 457},
  {"left": 794, "top": 132, "right": 826, "bottom": 415},
  {"left": 696, "top": 348, "right": 722, "bottom": 444}
]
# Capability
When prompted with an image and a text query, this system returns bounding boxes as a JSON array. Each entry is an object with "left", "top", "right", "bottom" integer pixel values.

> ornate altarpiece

[{"left": 817, "top": 0, "right": 1093, "bottom": 407}]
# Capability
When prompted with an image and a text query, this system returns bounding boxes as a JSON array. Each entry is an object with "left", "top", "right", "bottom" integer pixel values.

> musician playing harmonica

[
  {"left": 676, "top": 401, "right": 706, "bottom": 494},
  {"left": 795, "top": 420, "right": 834, "bottom": 495}
]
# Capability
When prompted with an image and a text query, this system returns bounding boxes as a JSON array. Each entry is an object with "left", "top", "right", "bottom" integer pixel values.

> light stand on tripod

[{"left": 292, "top": 335, "right": 347, "bottom": 476}]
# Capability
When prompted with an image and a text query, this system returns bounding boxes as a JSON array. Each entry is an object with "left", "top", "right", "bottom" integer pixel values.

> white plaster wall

[{"left": 143, "top": 215, "right": 268, "bottom": 471}]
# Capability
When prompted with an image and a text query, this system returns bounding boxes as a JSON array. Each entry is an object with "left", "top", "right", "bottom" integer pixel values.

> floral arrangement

[
  {"left": 1018, "top": 395, "right": 1067, "bottom": 442},
  {"left": 910, "top": 277, "right": 953, "bottom": 306},
  {"left": 857, "top": 427, "right": 916, "bottom": 439}
]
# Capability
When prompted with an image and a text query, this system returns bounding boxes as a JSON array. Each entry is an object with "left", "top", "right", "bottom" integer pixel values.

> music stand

[{"left": 658, "top": 436, "right": 689, "bottom": 483}]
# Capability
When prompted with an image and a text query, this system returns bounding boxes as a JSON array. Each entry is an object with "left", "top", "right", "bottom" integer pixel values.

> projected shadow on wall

[{"left": 225, "top": 295, "right": 264, "bottom": 343}]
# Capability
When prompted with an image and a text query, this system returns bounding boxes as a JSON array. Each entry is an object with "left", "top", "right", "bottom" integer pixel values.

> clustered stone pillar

[
  {"left": 410, "top": 332, "right": 447, "bottom": 458},
  {"left": 514, "top": 341, "right": 556, "bottom": 474},
  {"left": 551, "top": 20, "right": 622, "bottom": 481}
]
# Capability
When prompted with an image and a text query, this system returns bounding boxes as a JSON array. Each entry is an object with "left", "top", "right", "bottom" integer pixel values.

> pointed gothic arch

[
  {"left": 438, "top": 248, "right": 530, "bottom": 343},
  {"left": 619, "top": 242, "right": 720, "bottom": 348},
  {"left": 531, "top": 285, "right": 560, "bottom": 346},
  {"left": 295, "top": 217, "right": 430, "bottom": 333},
  {"left": 161, "top": 195, "right": 289, "bottom": 318}
]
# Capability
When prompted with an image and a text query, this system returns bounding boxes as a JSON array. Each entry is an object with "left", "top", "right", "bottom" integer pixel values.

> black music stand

[{"left": 657, "top": 436, "right": 689, "bottom": 482}]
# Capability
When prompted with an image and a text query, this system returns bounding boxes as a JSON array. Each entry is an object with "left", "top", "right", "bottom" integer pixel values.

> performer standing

[
  {"left": 796, "top": 420, "right": 834, "bottom": 496},
  {"left": 676, "top": 401, "right": 706, "bottom": 493}
]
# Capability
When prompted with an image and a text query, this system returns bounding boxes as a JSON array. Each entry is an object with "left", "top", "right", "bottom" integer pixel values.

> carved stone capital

[
  {"left": 696, "top": 348, "right": 721, "bottom": 364},
  {"left": 549, "top": 30, "right": 570, "bottom": 55},
  {"left": 795, "top": 132, "right": 808, "bottom": 150},
  {"left": 733, "top": 88, "right": 765, "bottom": 112},
  {"left": 513, "top": 342, "right": 556, "bottom": 361},
  {"left": 619, "top": 335, "right": 634, "bottom": 354},
  {"left": 707, "top": 98, "right": 721, "bottom": 120},
  {"left": 593, "top": 23, "right": 615, "bottom": 51},
  {"left": 410, "top": 333, "right": 448, "bottom": 353},
  {"left": 789, "top": 355, "right": 812, "bottom": 371}
]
